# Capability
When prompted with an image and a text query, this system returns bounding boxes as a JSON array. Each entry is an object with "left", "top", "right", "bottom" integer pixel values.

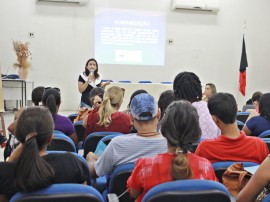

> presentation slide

[{"left": 95, "top": 8, "right": 166, "bottom": 66}]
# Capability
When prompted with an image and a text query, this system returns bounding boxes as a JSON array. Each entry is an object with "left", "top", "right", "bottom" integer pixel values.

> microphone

[{"left": 90, "top": 70, "right": 94, "bottom": 75}]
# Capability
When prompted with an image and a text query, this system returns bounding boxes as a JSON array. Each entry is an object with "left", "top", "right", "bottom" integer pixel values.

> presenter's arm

[
  {"left": 78, "top": 74, "right": 95, "bottom": 93},
  {"left": 100, "top": 80, "right": 110, "bottom": 88}
]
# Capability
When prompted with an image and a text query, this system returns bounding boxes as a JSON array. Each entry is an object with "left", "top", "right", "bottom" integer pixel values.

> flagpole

[{"left": 237, "top": 19, "right": 247, "bottom": 111}]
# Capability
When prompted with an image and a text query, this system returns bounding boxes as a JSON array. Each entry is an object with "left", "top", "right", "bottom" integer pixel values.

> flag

[{"left": 239, "top": 36, "right": 248, "bottom": 96}]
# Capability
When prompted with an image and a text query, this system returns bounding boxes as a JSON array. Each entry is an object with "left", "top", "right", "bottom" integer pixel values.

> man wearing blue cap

[{"left": 87, "top": 93, "right": 167, "bottom": 178}]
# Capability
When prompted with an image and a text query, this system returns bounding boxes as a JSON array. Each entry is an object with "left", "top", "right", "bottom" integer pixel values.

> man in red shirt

[{"left": 196, "top": 92, "right": 269, "bottom": 164}]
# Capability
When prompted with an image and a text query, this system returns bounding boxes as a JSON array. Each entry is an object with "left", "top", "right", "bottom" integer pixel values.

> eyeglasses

[{"left": 44, "top": 87, "right": 61, "bottom": 93}]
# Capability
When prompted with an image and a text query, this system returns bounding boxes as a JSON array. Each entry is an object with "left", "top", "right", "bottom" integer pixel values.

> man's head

[
  {"left": 130, "top": 93, "right": 159, "bottom": 125},
  {"left": 208, "top": 92, "right": 237, "bottom": 124}
]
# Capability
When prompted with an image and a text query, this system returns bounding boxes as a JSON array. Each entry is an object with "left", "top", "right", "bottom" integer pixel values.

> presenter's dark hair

[
  {"left": 14, "top": 107, "right": 54, "bottom": 192},
  {"left": 32, "top": 86, "right": 45, "bottom": 106},
  {"left": 84, "top": 58, "right": 100, "bottom": 79},
  {"left": 173, "top": 72, "right": 202, "bottom": 103},
  {"left": 42, "top": 88, "right": 61, "bottom": 116},
  {"left": 259, "top": 93, "right": 270, "bottom": 120},
  {"left": 158, "top": 90, "right": 176, "bottom": 120},
  {"left": 161, "top": 101, "right": 201, "bottom": 180},
  {"left": 208, "top": 92, "right": 237, "bottom": 124}
]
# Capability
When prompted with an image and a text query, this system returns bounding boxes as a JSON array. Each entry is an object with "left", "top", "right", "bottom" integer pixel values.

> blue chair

[
  {"left": 262, "top": 138, "right": 270, "bottom": 151},
  {"left": 237, "top": 120, "right": 245, "bottom": 130},
  {"left": 10, "top": 183, "right": 104, "bottom": 202},
  {"left": 160, "top": 81, "right": 172, "bottom": 84},
  {"left": 47, "top": 131, "right": 76, "bottom": 152},
  {"left": 118, "top": 80, "right": 132, "bottom": 83},
  {"left": 141, "top": 180, "right": 231, "bottom": 202},
  {"left": 68, "top": 113, "right": 78, "bottom": 123},
  {"left": 102, "top": 80, "right": 113, "bottom": 83},
  {"left": 237, "top": 111, "right": 250, "bottom": 123},
  {"left": 105, "top": 163, "right": 135, "bottom": 202},
  {"left": 98, "top": 133, "right": 124, "bottom": 146},
  {"left": 263, "top": 193, "right": 270, "bottom": 202},
  {"left": 138, "top": 81, "right": 152, "bottom": 83},
  {"left": 47, "top": 151, "right": 92, "bottom": 185},
  {"left": 259, "top": 130, "right": 270, "bottom": 138},
  {"left": 212, "top": 161, "right": 259, "bottom": 183},
  {"left": 83, "top": 132, "right": 123, "bottom": 158}
]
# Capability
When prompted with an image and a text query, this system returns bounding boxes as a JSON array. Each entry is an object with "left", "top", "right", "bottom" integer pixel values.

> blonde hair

[{"left": 98, "top": 86, "right": 124, "bottom": 127}]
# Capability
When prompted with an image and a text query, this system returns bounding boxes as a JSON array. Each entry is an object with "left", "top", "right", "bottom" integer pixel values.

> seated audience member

[
  {"left": 244, "top": 91, "right": 263, "bottom": 123},
  {"left": 76, "top": 87, "right": 104, "bottom": 125},
  {"left": 157, "top": 90, "right": 176, "bottom": 131},
  {"left": 173, "top": 72, "right": 220, "bottom": 139},
  {"left": 195, "top": 93, "right": 269, "bottom": 164},
  {"left": 123, "top": 89, "right": 148, "bottom": 133},
  {"left": 31, "top": 86, "right": 45, "bottom": 106},
  {"left": 42, "top": 88, "right": 78, "bottom": 144},
  {"left": 202, "top": 83, "right": 217, "bottom": 102},
  {"left": 86, "top": 93, "right": 167, "bottom": 178},
  {"left": 0, "top": 107, "right": 88, "bottom": 201},
  {"left": 243, "top": 93, "right": 270, "bottom": 136},
  {"left": 127, "top": 101, "right": 218, "bottom": 202},
  {"left": 83, "top": 86, "right": 132, "bottom": 140},
  {"left": 237, "top": 154, "right": 270, "bottom": 202}
]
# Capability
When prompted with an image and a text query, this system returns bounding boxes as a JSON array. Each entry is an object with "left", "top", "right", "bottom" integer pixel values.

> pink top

[{"left": 192, "top": 101, "right": 220, "bottom": 139}]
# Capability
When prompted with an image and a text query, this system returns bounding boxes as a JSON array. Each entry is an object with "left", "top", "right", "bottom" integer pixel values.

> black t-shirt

[
  {"left": 0, "top": 153, "right": 88, "bottom": 198},
  {"left": 78, "top": 74, "right": 101, "bottom": 106}
]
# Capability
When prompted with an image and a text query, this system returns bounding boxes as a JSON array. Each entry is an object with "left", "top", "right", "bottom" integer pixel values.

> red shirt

[
  {"left": 83, "top": 109, "right": 132, "bottom": 140},
  {"left": 195, "top": 131, "right": 269, "bottom": 163},
  {"left": 127, "top": 152, "right": 217, "bottom": 202}
]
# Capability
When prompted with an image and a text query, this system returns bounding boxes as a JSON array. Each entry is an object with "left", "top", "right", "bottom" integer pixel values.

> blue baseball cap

[{"left": 130, "top": 93, "right": 158, "bottom": 121}]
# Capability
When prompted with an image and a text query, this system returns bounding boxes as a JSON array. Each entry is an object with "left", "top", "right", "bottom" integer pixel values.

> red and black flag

[{"left": 239, "top": 36, "right": 248, "bottom": 96}]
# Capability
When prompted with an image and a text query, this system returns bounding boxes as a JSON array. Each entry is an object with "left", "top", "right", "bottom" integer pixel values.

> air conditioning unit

[
  {"left": 37, "top": 0, "right": 88, "bottom": 5},
  {"left": 172, "top": 0, "right": 219, "bottom": 13}
]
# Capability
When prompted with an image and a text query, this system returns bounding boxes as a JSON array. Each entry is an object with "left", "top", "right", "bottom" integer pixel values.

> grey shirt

[{"left": 94, "top": 133, "right": 168, "bottom": 177}]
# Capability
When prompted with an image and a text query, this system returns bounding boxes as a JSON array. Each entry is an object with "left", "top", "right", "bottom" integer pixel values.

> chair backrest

[
  {"left": 141, "top": 180, "right": 231, "bottom": 202},
  {"left": 237, "top": 120, "right": 245, "bottom": 130},
  {"left": 98, "top": 133, "right": 124, "bottom": 146},
  {"left": 47, "top": 151, "right": 92, "bottom": 185},
  {"left": 259, "top": 130, "right": 270, "bottom": 138},
  {"left": 262, "top": 138, "right": 270, "bottom": 151},
  {"left": 74, "top": 121, "right": 85, "bottom": 142},
  {"left": 10, "top": 183, "right": 104, "bottom": 202},
  {"left": 108, "top": 163, "right": 135, "bottom": 202},
  {"left": 68, "top": 113, "right": 78, "bottom": 123},
  {"left": 118, "top": 80, "right": 131, "bottom": 83},
  {"left": 237, "top": 112, "right": 250, "bottom": 123},
  {"left": 83, "top": 132, "right": 123, "bottom": 158},
  {"left": 138, "top": 80, "right": 152, "bottom": 83},
  {"left": 47, "top": 131, "right": 76, "bottom": 152},
  {"left": 242, "top": 105, "right": 255, "bottom": 112},
  {"left": 212, "top": 161, "right": 259, "bottom": 183}
]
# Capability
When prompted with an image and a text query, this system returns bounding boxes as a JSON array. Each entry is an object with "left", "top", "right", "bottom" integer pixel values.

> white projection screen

[{"left": 95, "top": 8, "right": 166, "bottom": 66}]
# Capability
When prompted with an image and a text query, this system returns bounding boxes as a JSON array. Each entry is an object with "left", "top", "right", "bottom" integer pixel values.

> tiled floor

[{"left": 0, "top": 110, "right": 76, "bottom": 162}]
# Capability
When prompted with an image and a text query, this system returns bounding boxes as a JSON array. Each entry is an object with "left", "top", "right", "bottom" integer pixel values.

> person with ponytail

[
  {"left": 127, "top": 101, "right": 217, "bottom": 202},
  {"left": 0, "top": 107, "right": 88, "bottom": 201},
  {"left": 83, "top": 86, "right": 132, "bottom": 140},
  {"left": 42, "top": 88, "right": 77, "bottom": 144}
]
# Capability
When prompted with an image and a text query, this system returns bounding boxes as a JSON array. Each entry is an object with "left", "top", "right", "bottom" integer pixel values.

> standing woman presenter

[{"left": 78, "top": 58, "right": 110, "bottom": 108}]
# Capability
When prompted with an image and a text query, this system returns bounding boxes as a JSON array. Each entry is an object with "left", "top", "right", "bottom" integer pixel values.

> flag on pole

[{"left": 239, "top": 36, "right": 248, "bottom": 96}]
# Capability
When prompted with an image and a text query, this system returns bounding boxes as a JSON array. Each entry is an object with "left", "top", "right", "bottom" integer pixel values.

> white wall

[{"left": 0, "top": 0, "right": 269, "bottom": 110}]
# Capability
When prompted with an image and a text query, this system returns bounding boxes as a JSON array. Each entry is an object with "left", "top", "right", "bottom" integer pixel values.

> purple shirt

[
  {"left": 54, "top": 114, "right": 75, "bottom": 137},
  {"left": 192, "top": 101, "right": 220, "bottom": 139}
]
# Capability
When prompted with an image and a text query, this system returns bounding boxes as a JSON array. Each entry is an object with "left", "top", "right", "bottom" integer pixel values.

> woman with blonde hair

[{"left": 83, "top": 86, "right": 132, "bottom": 140}]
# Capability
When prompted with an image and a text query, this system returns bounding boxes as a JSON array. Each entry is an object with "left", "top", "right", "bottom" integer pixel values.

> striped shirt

[{"left": 94, "top": 134, "right": 167, "bottom": 177}]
